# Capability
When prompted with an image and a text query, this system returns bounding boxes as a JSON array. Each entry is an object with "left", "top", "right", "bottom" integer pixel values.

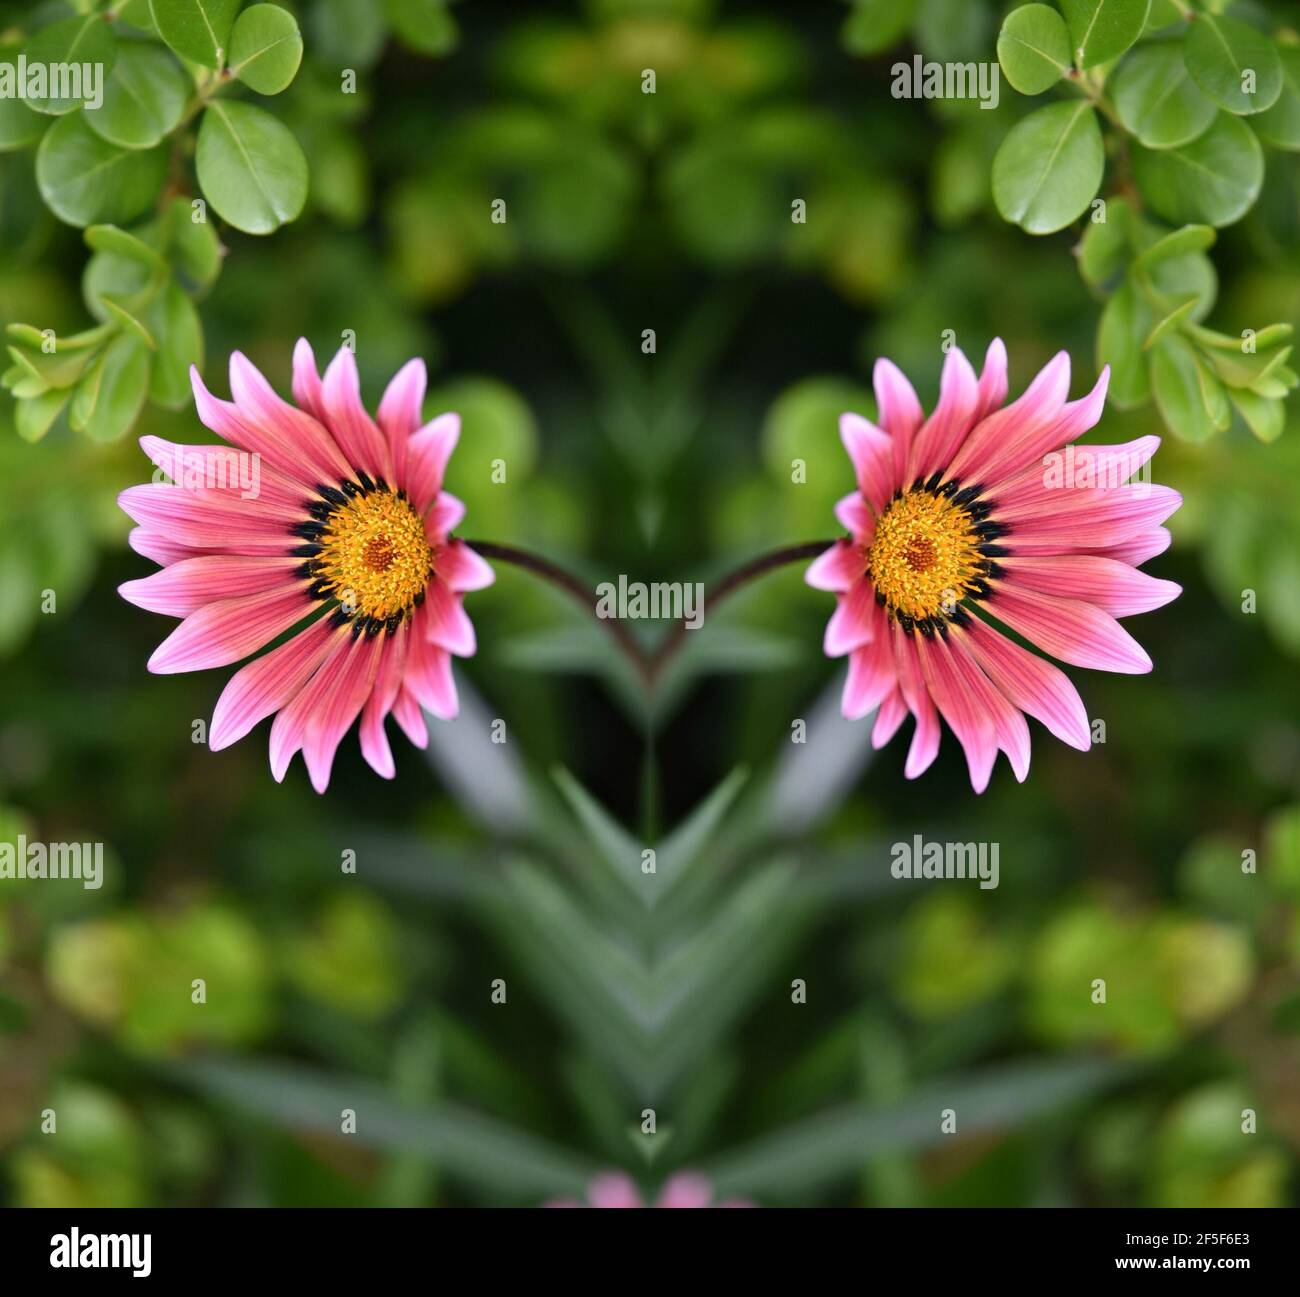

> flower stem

[
  {"left": 647, "top": 540, "right": 836, "bottom": 683},
  {"left": 464, "top": 540, "right": 653, "bottom": 685}
]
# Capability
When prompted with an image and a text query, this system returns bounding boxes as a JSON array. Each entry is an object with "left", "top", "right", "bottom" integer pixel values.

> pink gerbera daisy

[
  {"left": 118, "top": 342, "right": 494, "bottom": 792},
  {"left": 805, "top": 340, "right": 1181, "bottom": 792}
]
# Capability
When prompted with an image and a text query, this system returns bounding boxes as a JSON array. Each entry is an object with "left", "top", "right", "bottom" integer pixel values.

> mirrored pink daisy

[
  {"left": 546, "top": 1170, "right": 753, "bottom": 1208},
  {"left": 118, "top": 341, "right": 494, "bottom": 793},
  {"left": 806, "top": 339, "right": 1181, "bottom": 793}
]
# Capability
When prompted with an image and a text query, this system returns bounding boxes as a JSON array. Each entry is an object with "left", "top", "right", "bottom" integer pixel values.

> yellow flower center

[
  {"left": 868, "top": 488, "right": 983, "bottom": 622},
  {"left": 315, "top": 489, "right": 431, "bottom": 622}
]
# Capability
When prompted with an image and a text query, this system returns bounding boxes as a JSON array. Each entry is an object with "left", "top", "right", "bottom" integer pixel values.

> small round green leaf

[
  {"left": 997, "top": 4, "right": 1072, "bottom": 95},
  {"left": 1058, "top": 0, "right": 1150, "bottom": 71},
  {"left": 1132, "top": 112, "right": 1264, "bottom": 228},
  {"left": 1112, "top": 43, "right": 1217, "bottom": 149},
  {"left": 229, "top": 4, "right": 304, "bottom": 95},
  {"left": 992, "top": 100, "right": 1104, "bottom": 234},
  {"left": 36, "top": 113, "right": 167, "bottom": 228},
  {"left": 195, "top": 100, "right": 308, "bottom": 235},
  {"left": 1150, "top": 335, "right": 1227, "bottom": 441},
  {"left": 146, "top": 282, "right": 204, "bottom": 408},
  {"left": 1097, "top": 281, "right": 1153, "bottom": 407},
  {"left": 21, "top": 15, "right": 118, "bottom": 115},
  {"left": 1255, "top": 46, "right": 1300, "bottom": 150},
  {"left": 1184, "top": 14, "right": 1282, "bottom": 116},
  {"left": 85, "top": 44, "right": 188, "bottom": 150},
  {"left": 0, "top": 45, "right": 44, "bottom": 150},
  {"left": 149, "top": 0, "right": 242, "bottom": 70}
]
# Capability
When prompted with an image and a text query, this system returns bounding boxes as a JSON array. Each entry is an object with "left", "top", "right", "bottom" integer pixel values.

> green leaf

[
  {"left": 149, "top": 0, "right": 242, "bottom": 70},
  {"left": 841, "top": 0, "right": 917, "bottom": 56},
  {"left": 82, "top": 334, "right": 150, "bottom": 441},
  {"left": 1058, "top": 0, "right": 1150, "bottom": 71},
  {"left": 100, "top": 296, "right": 158, "bottom": 350},
  {"left": 85, "top": 43, "right": 188, "bottom": 150},
  {"left": 145, "top": 282, "right": 204, "bottom": 408},
  {"left": 15, "top": 388, "right": 70, "bottom": 443},
  {"left": 1112, "top": 42, "right": 1218, "bottom": 149},
  {"left": 0, "top": 45, "right": 45, "bottom": 150},
  {"left": 228, "top": 4, "right": 304, "bottom": 95},
  {"left": 383, "top": 0, "right": 458, "bottom": 56},
  {"left": 1150, "top": 334, "right": 1225, "bottom": 441},
  {"left": 992, "top": 101, "right": 1104, "bottom": 234},
  {"left": 35, "top": 113, "right": 167, "bottom": 228},
  {"left": 1255, "top": 46, "right": 1300, "bottom": 150},
  {"left": 68, "top": 353, "right": 108, "bottom": 433},
  {"left": 1078, "top": 196, "right": 1133, "bottom": 288},
  {"left": 195, "top": 100, "right": 308, "bottom": 234},
  {"left": 85, "top": 223, "right": 168, "bottom": 273},
  {"left": 1131, "top": 223, "right": 1215, "bottom": 270},
  {"left": 1097, "top": 280, "right": 1153, "bottom": 407},
  {"left": 1143, "top": 295, "right": 1199, "bottom": 349},
  {"left": 1230, "top": 388, "right": 1284, "bottom": 443},
  {"left": 21, "top": 16, "right": 118, "bottom": 115},
  {"left": 163, "top": 197, "right": 224, "bottom": 291},
  {"left": 997, "top": 4, "right": 1072, "bottom": 96},
  {"left": 1183, "top": 13, "right": 1282, "bottom": 116},
  {"left": 1131, "top": 113, "right": 1263, "bottom": 227}
]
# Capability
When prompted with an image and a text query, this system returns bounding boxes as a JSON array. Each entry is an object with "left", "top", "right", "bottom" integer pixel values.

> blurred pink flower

[
  {"left": 119, "top": 342, "right": 493, "bottom": 792},
  {"left": 547, "top": 1171, "right": 753, "bottom": 1208},
  {"left": 807, "top": 340, "right": 1181, "bottom": 792}
]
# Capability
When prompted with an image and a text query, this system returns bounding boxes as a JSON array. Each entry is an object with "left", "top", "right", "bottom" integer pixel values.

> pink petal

[
  {"left": 320, "top": 347, "right": 393, "bottom": 483},
  {"left": 391, "top": 685, "right": 430, "bottom": 746},
  {"left": 210, "top": 617, "right": 338, "bottom": 750},
  {"left": 843, "top": 620, "right": 896, "bottom": 719},
  {"left": 893, "top": 626, "right": 941, "bottom": 777},
  {"left": 423, "top": 577, "right": 476, "bottom": 656},
  {"left": 359, "top": 625, "right": 409, "bottom": 778},
  {"left": 269, "top": 633, "right": 351, "bottom": 781},
  {"left": 405, "top": 604, "right": 461, "bottom": 717},
  {"left": 944, "top": 634, "right": 1031, "bottom": 782},
  {"left": 148, "top": 587, "right": 313, "bottom": 674},
  {"left": 916, "top": 633, "right": 998, "bottom": 793},
  {"left": 959, "top": 617, "right": 1091, "bottom": 751},
  {"left": 906, "top": 346, "right": 979, "bottom": 484},
  {"left": 974, "top": 337, "right": 1008, "bottom": 422},
  {"left": 406, "top": 413, "right": 460, "bottom": 513},
  {"left": 434, "top": 540, "right": 495, "bottom": 593},
  {"left": 120, "top": 555, "right": 301, "bottom": 616},
  {"left": 1089, "top": 527, "right": 1172, "bottom": 566},
  {"left": 291, "top": 337, "right": 327, "bottom": 422},
  {"left": 139, "top": 435, "right": 305, "bottom": 511},
  {"left": 840, "top": 412, "right": 894, "bottom": 512},
  {"left": 999, "top": 556, "right": 1181, "bottom": 617},
  {"left": 302, "top": 632, "right": 384, "bottom": 793},
  {"left": 128, "top": 528, "right": 200, "bottom": 567},
  {"left": 946, "top": 351, "right": 1071, "bottom": 485},
  {"left": 871, "top": 687, "right": 908, "bottom": 749},
  {"left": 998, "top": 485, "right": 1182, "bottom": 552},
  {"left": 118, "top": 484, "right": 297, "bottom": 555},
  {"left": 424, "top": 494, "right": 467, "bottom": 547},
  {"left": 874, "top": 356, "right": 923, "bottom": 485},
  {"left": 229, "top": 351, "right": 356, "bottom": 488},
  {"left": 655, "top": 1173, "right": 715, "bottom": 1209},
  {"left": 824, "top": 577, "right": 877, "bottom": 657},
  {"left": 377, "top": 358, "right": 426, "bottom": 482},
  {"left": 972, "top": 366, "right": 1110, "bottom": 487},
  {"left": 586, "top": 1173, "right": 643, "bottom": 1209},
  {"left": 833, "top": 491, "right": 876, "bottom": 542},
  {"left": 805, "top": 540, "right": 864, "bottom": 593},
  {"left": 987, "top": 586, "right": 1152, "bottom": 674}
]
